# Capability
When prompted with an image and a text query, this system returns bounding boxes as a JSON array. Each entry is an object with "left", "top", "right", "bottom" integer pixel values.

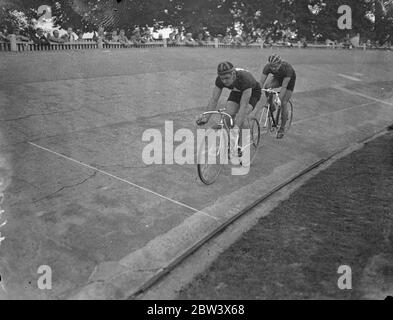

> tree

[
  {"left": 162, "top": 0, "right": 235, "bottom": 36},
  {"left": 375, "top": 0, "right": 393, "bottom": 44}
]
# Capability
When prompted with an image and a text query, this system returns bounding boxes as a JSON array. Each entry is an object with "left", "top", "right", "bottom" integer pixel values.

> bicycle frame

[
  {"left": 203, "top": 108, "right": 259, "bottom": 153},
  {"left": 201, "top": 109, "right": 234, "bottom": 160},
  {"left": 260, "top": 88, "right": 280, "bottom": 129},
  {"left": 202, "top": 109, "right": 234, "bottom": 129}
]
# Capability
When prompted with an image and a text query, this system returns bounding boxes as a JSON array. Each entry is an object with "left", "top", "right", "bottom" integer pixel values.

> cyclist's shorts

[
  {"left": 228, "top": 88, "right": 262, "bottom": 110},
  {"left": 273, "top": 75, "right": 296, "bottom": 92}
]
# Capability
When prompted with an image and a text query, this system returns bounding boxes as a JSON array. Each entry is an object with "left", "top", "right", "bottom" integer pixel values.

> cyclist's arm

[
  {"left": 235, "top": 88, "right": 252, "bottom": 128},
  {"left": 205, "top": 86, "right": 222, "bottom": 118},
  {"left": 279, "top": 77, "right": 291, "bottom": 101},
  {"left": 260, "top": 73, "right": 268, "bottom": 88}
]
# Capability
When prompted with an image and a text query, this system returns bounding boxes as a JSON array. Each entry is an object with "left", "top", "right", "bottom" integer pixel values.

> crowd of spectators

[{"left": 0, "top": 25, "right": 391, "bottom": 50}]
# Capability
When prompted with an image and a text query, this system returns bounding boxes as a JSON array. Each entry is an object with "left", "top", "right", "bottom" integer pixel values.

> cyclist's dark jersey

[
  {"left": 263, "top": 61, "right": 296, "bottom": 82},
  {"left": 215, "top": 69, "right": 261, "bottom": 92}
]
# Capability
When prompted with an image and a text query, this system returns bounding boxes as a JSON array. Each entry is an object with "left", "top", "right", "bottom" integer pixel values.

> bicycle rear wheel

[
  {"left": 241, "top": 118, "right": 260, "bottom": 167},
  {"left": 276, "top": 100, "right": 294, "bottom": 132},
  {"left": 197, "top": 127, "right": 229, "bottom": 185}
]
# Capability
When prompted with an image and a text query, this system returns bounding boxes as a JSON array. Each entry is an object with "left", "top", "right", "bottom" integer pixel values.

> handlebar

[
  {"left": 262, "top": 88, "right": 280, "bottom": 96},
  {"left": 201, "top": 109, "right": 234, "bottom": 127}
]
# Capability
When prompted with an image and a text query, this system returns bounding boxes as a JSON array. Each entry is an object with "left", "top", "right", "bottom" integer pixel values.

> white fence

[{"left": 0, "top": 35, "right": 389, "bottom": 52}]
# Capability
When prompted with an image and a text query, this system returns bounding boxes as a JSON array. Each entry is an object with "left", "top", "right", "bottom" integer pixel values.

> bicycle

[
  {"left": 259, "top": 88, "right": 293, "bottom": 138},
  {"left": 196, "top": 109, "right": 261, "bottom": 185}
]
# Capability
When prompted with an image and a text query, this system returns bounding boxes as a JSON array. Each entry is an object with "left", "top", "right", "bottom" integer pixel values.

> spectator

[
  {"left": 196, "top": 33, "right": 206, "bottom": 46},
  {"left": 61, "top": 27, "right": 76, "bottom": 42},
  {"left": 245, "top": 33, "right": 254, "bottom": 46},
  {"left": 184, "top": 33, "right": 197, "bottom": 46},
  {"left": 48, "top": 30, "right": 65, "bottom": 43},
  {"left": 326, "top": 38, "right": 334, "bottom": 47},
  {"left": 174, "top": 33, "right": 182, "bottom": 44},
  {"left": 232, "top": 32, "right": 243, "bottom": 47},
  {"left": 167, "top": 31, "right": 178, "bottom": 45},
  {"left": 98, "top": 26, "right": 105, "bottom": 39},
  {"left": 13, "top": 28, "right": 30, "bottom": 42},
  {"left": 0, "top": 28, "right": 10, "bottom": 42},
  {"left": 282, "top": 36, "right": 293, "bottom": 47},
  {"left": 130, "top": 28, "right": 145, "bottom": 45},
  {"left": 119, "top": 29, "right": 132, "bottom": 47},
  {"left": 76, "top": 29, "right": 84, "bottom": 41},
  {"left": 221, "top": 34, "right": 232, "bottom": 45},
  {"left": 342, "top": 37, "right": 352, "bottom": 49},
  {"left": 216, "top": 34, "right": 224, "bottom": 43},
  {"left": 300, "top": 36, "right": 307, "bottom": 48},
  {"left": 32, "top": 28, "right": 50, "bottom": 45},
  {"left": 93, "top": 26, "right": 109, "bottom": 44},
  {"left": 110, "top": 30, "right": 120, "bottom": 42},
  {"left": 141, "top": 27, "right": 152, "bottom": 42}
]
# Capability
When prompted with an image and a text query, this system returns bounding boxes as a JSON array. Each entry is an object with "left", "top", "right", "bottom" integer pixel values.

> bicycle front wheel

[
  {"left": 197, "top": 127, "right": 229, "bottom": 185},
  {"left": 241, "top": 118, "right": 261, "bottom": 167},
  {"left": 258, "top": 106, "right": 272, "bottom": 137}
]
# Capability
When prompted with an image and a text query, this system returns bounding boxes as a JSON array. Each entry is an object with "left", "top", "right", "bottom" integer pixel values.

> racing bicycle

[
  {"left": 259, "top": 88, "right": 293, "bottom": 138},
  {"left": 196, "top": 109, "right": 261, "bottom": 185}
]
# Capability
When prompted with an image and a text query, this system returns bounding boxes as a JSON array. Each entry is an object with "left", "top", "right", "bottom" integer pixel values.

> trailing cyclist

[{"left": 260, "top": 54, "right": 296, "bottom": 139}]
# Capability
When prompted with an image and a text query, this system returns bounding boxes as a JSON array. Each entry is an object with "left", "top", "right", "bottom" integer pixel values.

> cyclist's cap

[
  {"left": 268, "top": 54, "right": 282, "bottom": 64},
  {"left": 217, "top": 61, "right": 235, "bottom": 76}
]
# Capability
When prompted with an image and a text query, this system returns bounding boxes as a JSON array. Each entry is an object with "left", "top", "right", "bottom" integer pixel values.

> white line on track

[
  {"left": 338, "top": 74, "right": 362, "bottom": 82},
  {"left": 28, "top": 142, "right": 220, "bottom": 222},
  {"left": 334, "top": 86, "right": 393, "bottom": 107}
]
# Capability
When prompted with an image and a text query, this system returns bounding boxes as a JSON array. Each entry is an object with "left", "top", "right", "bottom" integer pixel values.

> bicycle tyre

[
  {"left": 277, "top": 100, "right": 294, "bottom": 132},
  {"left": 259, "top": 106, "right": 272, "bottom": 136},
  {"left": 197, "top": 127, "right": 229, "bottom": 185},
  {"left": 241, "top": 118, "right": 261, "bottom": 166}
]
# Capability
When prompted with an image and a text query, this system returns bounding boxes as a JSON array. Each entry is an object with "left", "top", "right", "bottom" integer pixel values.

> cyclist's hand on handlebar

[{"left": 196, "top": 114, "right": 209, "bottom": 126}]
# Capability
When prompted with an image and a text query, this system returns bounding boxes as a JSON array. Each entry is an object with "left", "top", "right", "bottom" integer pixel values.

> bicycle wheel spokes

[
  {"left": 240, "top": 118, "right": 261, "bottom": 167},
  {"left": 259, "top": 106, "right": 271, "bottom": 135},
  {"left": 197, "top": 128, "right": 228, "bottom": 185}
]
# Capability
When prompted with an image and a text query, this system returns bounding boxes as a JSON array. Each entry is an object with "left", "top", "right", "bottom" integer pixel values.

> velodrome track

[{"left": 0, "top": 48, "right": 392, "bottom": 299}]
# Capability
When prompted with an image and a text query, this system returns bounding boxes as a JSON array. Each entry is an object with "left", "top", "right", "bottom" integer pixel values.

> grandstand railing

[{"left": 0, "top": 36, "right": 391, "bottom": 52}]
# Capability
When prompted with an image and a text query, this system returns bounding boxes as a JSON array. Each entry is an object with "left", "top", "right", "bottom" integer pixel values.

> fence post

[
  {"left": 97, "top": 37, "right": 103, "bottom": 49},
  {"left": 10, "top": 34, "right": 18, "bottom": 52}
]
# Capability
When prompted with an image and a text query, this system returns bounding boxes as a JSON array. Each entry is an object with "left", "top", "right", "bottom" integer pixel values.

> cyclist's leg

[
  {"left": 225, "top": 91, "right": 241, "bottom": 128},
  {"left": 279, "top": 77, "right": 295, "bottom": 132},
  {"left": 279, "top": 90, "right": 292, "bottom": 129},
  {"left": 244, "top": 88, "right": 262, "bottom": 128},
  {"left": 226, "top": 90, "right": 259, "bottom": 142}
]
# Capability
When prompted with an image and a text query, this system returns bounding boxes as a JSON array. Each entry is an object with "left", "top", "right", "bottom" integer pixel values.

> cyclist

[
  {"left": 196, "top": 62, "right": 262, "bottom": 157},
  {"left": 260, "top": 54, "right": 296, "bottom": 139}
]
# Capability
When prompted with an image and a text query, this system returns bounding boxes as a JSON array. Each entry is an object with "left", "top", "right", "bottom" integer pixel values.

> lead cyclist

[
  {"left": 260, "top": 54, "right": 296, "bottom": 139},
  {"left": 196, "top": 61, "right": 262, "bottom": 159}
]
